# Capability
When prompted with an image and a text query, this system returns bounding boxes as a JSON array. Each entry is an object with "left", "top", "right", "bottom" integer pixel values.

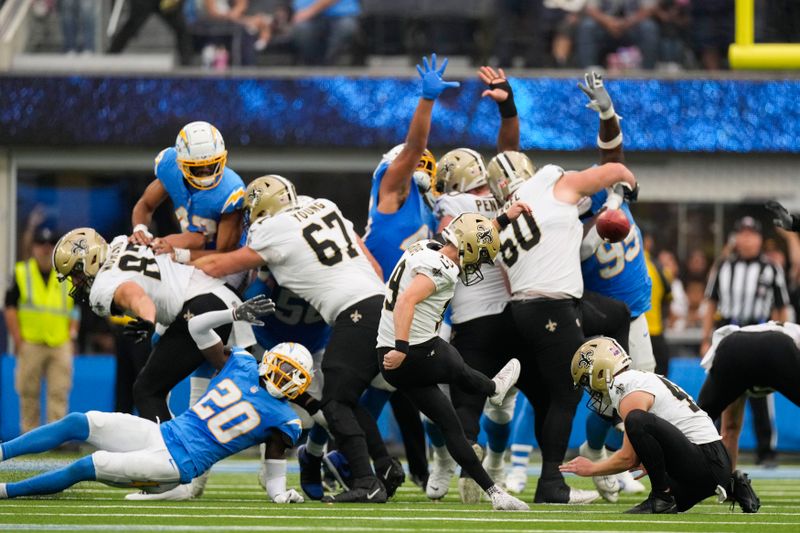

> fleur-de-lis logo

[
  {"left": 578, "top": 349, "right": 594, "bottom": 369},
  {"left": 476, "top": 224, "right": 493, "bottom": 244},
  {"left": 71, "top": 238, "right": 88, "bottom": 255}
]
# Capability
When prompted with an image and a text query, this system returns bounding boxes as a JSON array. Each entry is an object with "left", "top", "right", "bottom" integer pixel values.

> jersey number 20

[{"left": 192, "top": 379, "right": 261, "bottom": 443}]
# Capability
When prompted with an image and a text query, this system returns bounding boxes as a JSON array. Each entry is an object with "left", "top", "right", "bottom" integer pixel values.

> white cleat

[
  {"left": 579, "top": 442, "right": 619, "bottom": 503},
  {"left": 617, "top": 469, "right": 647, "bottom": 493},
  {"left": 490, "top": 487, "right": 530, "bottom": 511},
  {"left": 504, "top": 466, "right": 528, "bottom": 494},
  {"left": 426, "top": 450, "right": 457, "bottom": 500},
  {"left": 459, "top": 444, "right": 485, "bottom": 504},
  {"left": 125, "top": 483, "right": 193, "bottom": 501},
  {"left": 568, "top": 488, "right": 602, "bottom": 504},
  {"left": 490, "top": 359, "right": 521, "bottom": 406},
  {"left": 191, "top": 471, "right": 210, "bottom": 498}
]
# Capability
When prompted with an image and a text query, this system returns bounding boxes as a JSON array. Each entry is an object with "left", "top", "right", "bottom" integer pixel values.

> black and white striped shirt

[{"left": 706, "top": 254, "right": 790, "bottom": 326}]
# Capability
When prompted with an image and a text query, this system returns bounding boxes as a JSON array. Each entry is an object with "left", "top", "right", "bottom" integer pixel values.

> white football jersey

[
  {"left": 498, "top": 164, "right": 584, "bottom": 299},
  {"left": 377, "top": 240, "right": 460, "bottom": 347},
  {"left": 247, "top": 198, "right": 385, "bottom": 324},
  {"left": 90, "top": 236, "right": 223, "bottom": 325},
  {"left": 435, "top": 192, "right": 509, "bottom": 324},
  {"left": 702, "top": 321, "right": 800, "bottom": 370},
  {"left": 608, "top": 370, "right": 721, "bottom": 445}
]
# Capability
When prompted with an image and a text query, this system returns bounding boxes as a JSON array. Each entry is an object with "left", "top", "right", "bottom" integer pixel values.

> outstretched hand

[
  {"left": 417, "top": 53, "right": 460, "bottom": 100},
  {"left": 233, "top": 294, "right": 276, "bottom": 326},
  {"left": 478, "top": 66, "right": 510, "bottom": 103},
  {"left": 578, "top": 71, "right": 613, "bottom": 115},
  {"left": 559, "top": 456, "right": 594, "bottom": 477}
]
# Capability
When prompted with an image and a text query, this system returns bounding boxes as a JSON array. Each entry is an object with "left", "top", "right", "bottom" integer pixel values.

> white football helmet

[
  {"left": 175, "top": 121, "right": 227, "bottom": 190},
  {"left": 258, "top": 342, "right": 313, "bottom": 400}
]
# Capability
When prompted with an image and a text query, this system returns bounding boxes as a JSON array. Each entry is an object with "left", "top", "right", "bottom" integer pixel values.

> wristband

[
  {"left": 599, "top": 105, "right": 617, "bottom": 120},
  {"left": 133, "top": 224, "right": 152, "bottom": 238},
  {"left": 597, "top": 132, "right": 623, "bottom": 150},
  {"left": 490, "top": 80, "right": 517, "bottom": 118},
  {"left": 395, "top": 340, "right": 409, "bottom": 354},
  {"left": 173, "top": 247, "right": 191, "bottom": 264},
  {"left": 496, "top": 213, "right": 511, "bottom": 229}
]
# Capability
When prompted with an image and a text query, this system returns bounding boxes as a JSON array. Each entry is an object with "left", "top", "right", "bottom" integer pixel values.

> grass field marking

[
  {"left": 0, "top": 511, "right": 796, "bottom": 526},
  {"left": 0, "top": 526, "right": 679, "bottom": 533}
]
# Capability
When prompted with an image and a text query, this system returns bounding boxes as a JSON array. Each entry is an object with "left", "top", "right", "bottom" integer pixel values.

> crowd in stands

[{"left": 26, "top": 0, "right": 800, "bottom": 70}]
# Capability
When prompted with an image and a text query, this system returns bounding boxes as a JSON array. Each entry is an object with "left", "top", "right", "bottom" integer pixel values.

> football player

[
  {"left": 377, "top": 212, "right": 529, "bottom": 511},
  {"left": 0, "top": 302, "right": 308, "bottom": 504},
  {"left": 698, "top": 321, "right": 800, "bottom": 469},
  {"left": 425, "top": 147, "right": 519, "bottom": 503},
  {"left": 194, "top": 175, "right": 398, "bottom": 503},
  {"left": 561, "top": 337, "right": 759, "bottom": 514}
]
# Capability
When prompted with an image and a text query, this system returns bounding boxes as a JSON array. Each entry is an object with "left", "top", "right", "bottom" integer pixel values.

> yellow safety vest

[
  {"left": 15, "top": 259, "right": 75, "bottom": 347},
  {"left": 644, "top": 252, "right": 664, "bottom": 336}
]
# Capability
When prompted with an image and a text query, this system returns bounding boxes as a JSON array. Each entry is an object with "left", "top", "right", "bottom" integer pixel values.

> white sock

[
  {"left": 0, "top": 483, "right": 7, "bottom": 499},
  {"left": 305, "top": 438, "right": 325, "bottom": 458},
  {"left": 432, "top": 444, "right": 450, "bottom": 461},
  {"left": 486, "top": 449, "right": 505, "bottom": 470},
  {"left": 510, "top": 444, "right": 532, "bottom": 469}
]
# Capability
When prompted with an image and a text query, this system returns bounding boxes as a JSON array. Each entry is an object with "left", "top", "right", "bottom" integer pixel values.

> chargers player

[{"left": 0, "top": 301, "right": 309, "bottom": 504}]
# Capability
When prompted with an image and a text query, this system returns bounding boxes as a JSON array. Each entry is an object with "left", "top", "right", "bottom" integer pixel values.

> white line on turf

[{"left": 0, "top": 526, "right": 676, "bottom": 533}]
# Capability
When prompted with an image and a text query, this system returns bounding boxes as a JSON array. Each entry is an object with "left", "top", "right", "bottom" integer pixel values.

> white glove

[
  {"left": 272, "top": 488, "right": 304, "bottom": 504},
  {"left": 578, "top": 71, "right": 615, "bottom": 118}
]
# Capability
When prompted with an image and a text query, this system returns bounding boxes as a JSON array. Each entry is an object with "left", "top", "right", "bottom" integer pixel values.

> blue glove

[{"left": 416, "top": 53, "right": 460, "bottom": 100}]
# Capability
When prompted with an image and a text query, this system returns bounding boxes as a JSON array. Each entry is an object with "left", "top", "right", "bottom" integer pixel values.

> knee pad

[
  {"left": 322, "top": 401, "right": 365, "bottom": 439},
  {"left": 484, "top": 388, "right": 517, "bottom": 425}
]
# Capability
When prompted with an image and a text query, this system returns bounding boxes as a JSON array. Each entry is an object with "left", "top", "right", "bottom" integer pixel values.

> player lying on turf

[
  {"left": 699, "top": 321, "right": 800, "bottom": 471},
  {"left": 376, "top": 211, "right": 529, "bottom": 511},
  {"left": 0, "top": 299, "right": 310, "bottom": 504},
  {"left": 560, "top": 337, "right": 759, "bottom": 514}
]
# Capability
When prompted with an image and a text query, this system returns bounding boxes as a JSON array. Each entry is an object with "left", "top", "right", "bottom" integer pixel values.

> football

[{"left": 596, "top": 209, "right": 631, "bottom": 243}]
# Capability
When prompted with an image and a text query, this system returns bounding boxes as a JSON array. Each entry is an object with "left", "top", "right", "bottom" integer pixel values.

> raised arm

[
  {"left": 131, "top": 179, "right": 168, "bottom": 245},
  {"left": 378, "top": 54, "right": 459, "bottom": 213},
  {"left": 554, "top": 163, "right": 636, "bottom": 205},
  {"left": 478, "top": 66, "right": 519, "bottom": 153},
  {"left": 578, "top": 72, "right": 623, "bottom": 164}
]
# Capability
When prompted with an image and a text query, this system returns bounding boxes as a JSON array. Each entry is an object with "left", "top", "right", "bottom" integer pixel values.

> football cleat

[
  {"left": 321, "top": 476, "right": 387, "bottom": 504},
  {"left": 504, "top": 466, "right": 528, "bottom": 494},
  {"left": 297, "top": 445, "right": 324, "bottom": 500},
  {"left": 375, "top": 456, "right": 405, "bottom": 499},
  {"left": 459, "top": 444, "right": 485, "bottom": 504},
  {"left": 731, "top": 470, "right": 760, "bottom": 513},
  {"left": 490, "top": 487, "right": 530, "bottom": 511},
  {"left": 191, "top": 471, "right": 210, "bottom": 498},
  {"left": 426, "top": 449, "right": 457, "bottom": 500},
  {"left": 617, "top": 469, "right": 647, "bottom": 493},
  {"left": 578, "top": 442, "right": 619, "bottom": 503},
  {"left": 125, "top": 483, "right": 193, "bottom": 501},
  {"left": 534, "top": 479, "right": 600, "bottom": 504},
  {"left": 322, "top": 450, "right": 353, "bottom": 492},
  {"left": 489, "top": 359, "right": 521, "bottom": 406},
  {"left": 624, "top": 492, "right": 678, "bottom": 514}
]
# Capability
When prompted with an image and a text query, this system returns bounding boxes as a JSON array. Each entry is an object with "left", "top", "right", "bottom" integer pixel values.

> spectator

[
  {"left": 691, "top": 0, "right": 734, "bottom": 70},
  {"left": 653, "top": 0, "right": 689, "bottom": 68},
  {"left": 685, "top": 247, "right": 709, "bottom": 281},
  {"left": 192, "top": 0, "right": 275, "bottom": 66},
  {"left": 657, "top": 249, "right": 687, "bottom": 329},
  {"left": 59, "top": 0, "right": 95, "bottom": 54},
  {"left": 576, "top": 0, "right": 660, "bottom": 69},
  {"left": 3, "top": 227, "right": 79, "bottom": 434},
  {"left": 108, "top": 0, "right": 193, "bottom": 66},
  {"left": 291, "top": 0, "right": 360, "bottom": 65},
  {"left": 643, "top": 235, "right": 672, "bottom": 375},
  {"left": 702, "top": 216, "right": 789, "bottom": 468}
]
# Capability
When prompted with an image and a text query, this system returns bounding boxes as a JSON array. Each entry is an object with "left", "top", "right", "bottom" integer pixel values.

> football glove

[
  {"left": 417, "top": 53, "right": 460, "bottom": 100},
  {"left": 730, "top": 470, "right": 760, "bottom": 513},
  {"left": 622, "top": 182, "right": 639, "bottom": 203},
  {"left": 765, "top": 200, "right": 800, "bottom": 231},
  {"left": 232, "top": 294, "right": 276, "bottom": 326},
  {"left": 578, "top": 71, "right": 615, "bottom": 118},
  {"left": 272, "top": 488, "right": 304, "bottom": 504},
  {"left": 123, "top": 318, "right": 156, "bottom": 344}
]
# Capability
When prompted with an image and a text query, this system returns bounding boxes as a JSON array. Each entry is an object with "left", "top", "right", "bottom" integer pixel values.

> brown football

[{"left": 596, "top": 209, "right": 631, "bottom": 243}]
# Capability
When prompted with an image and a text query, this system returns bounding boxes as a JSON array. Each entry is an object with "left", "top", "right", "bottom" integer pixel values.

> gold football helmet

[
  {"left": 435, "top": 148, "right": 488, "bottom": 195},
  {"left": 571, "top": 336, "right": 632, "bottom": 414},
  {"left": 174, "top": 121, "right": 228, "bottom": 190},
  {"left": 442, "top": 213, "right": 500, "bottom": 286},
  {"left": 486, "top": 151, "right": 536, "bottom": 202},
  {"left": 52, "top": 227, "right": 109, "bottom": 302},
  {"left": 259, "top": 342, "right": 313, "bottom": 400},
  {"left": 245, "top": 175, "right": 299, "bottom": 223}
]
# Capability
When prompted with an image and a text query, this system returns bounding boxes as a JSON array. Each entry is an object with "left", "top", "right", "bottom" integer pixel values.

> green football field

[{"left": 1, "top": 457, "right": 798, "bottom": 532}]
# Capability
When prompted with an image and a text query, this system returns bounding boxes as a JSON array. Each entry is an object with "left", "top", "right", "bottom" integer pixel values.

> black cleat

[
  {"left": 321, "top": 476, "right": 387, "bottom": 504},
  {"left": 624, "top": 492, "right": 678, "bottom": 514},
  {"left": 375, "top": 457, "right": 405, "bottom": 498},
  {"left": 731, "top": 470, "right": 760, "bottom": 513}
]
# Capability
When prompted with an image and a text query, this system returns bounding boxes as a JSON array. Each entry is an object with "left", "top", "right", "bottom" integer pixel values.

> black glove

[
  {"left": 764, "top": 200, "right": 799, "bottom": 231},
  {"left": 730, "top": 470, "right": 760, "bottom": 513},
  {"left": 232, "top": 294, "right": 276, "bottom": 326},
  {"left": 123, "top": 318, "right": 155, "bottom": 344},
  {"left": 623, "top": 182, "right": 639, "bottom": 203}
]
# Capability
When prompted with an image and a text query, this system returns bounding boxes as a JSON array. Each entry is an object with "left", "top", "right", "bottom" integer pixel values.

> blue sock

[
  {"left": 359, "top": 387, "right": 392, "bottom": 420},
  {"left": 6, "top": 455, "right": 96, "bottom": 498},
  {"left": 605, "top": 428, "right": 624, "bottom": 452},
  {"left": 586, "top": 412, "right": 613, "bottom": 450},
  {"left": 309, "top": 424, "right": 328, "bottom": 447},
  {"left": 1, "top": 413, "right": 89, "bottom": 460},
  {"left": 481, "top": 415, "right": 511, "bottom": 454},
  {"left": 424, "top": 419, "right": 446, "bottom": 448}
]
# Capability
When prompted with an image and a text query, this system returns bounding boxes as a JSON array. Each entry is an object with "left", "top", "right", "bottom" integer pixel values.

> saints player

[
  {"left": 377, "top": 212, "right": 528, "bottom": 511},
  {"left": 562, "top": 337, "right": 759, "bottom": 514},
  {"left": 0, "top": 302, "right": 308, "bottom": 503},
  {"left": 699, "top": 321, "right": 800, "bottom": 469},
  {"left": 195, "top": 175, "right": 397, "bottom": 503},
  {"left": 52, "top": 227, "right": 256, "bottom": 424}
]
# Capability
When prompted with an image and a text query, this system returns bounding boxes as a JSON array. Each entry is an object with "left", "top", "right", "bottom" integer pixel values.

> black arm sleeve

[{"left": 4, "top": 278, "right": 20, "bottom": 309}]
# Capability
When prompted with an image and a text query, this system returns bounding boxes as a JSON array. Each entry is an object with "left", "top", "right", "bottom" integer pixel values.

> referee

[{"left": 702, "top": 216, "right": 790, "bottom": 467}]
